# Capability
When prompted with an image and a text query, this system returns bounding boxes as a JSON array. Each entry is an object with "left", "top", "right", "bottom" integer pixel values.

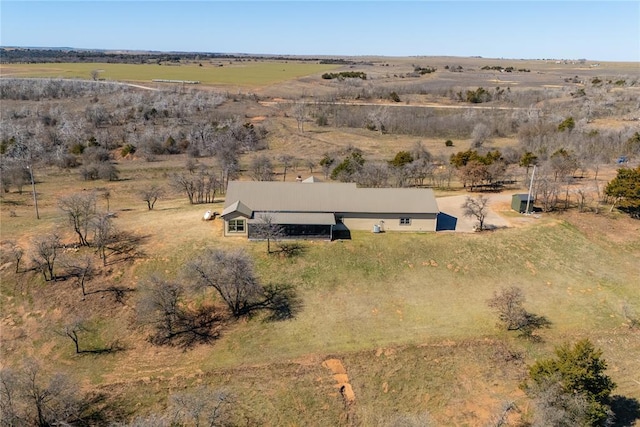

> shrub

[
  {"left": 316, "top": 114, "right": 328, "bottom": 126},
  {"left": 558, "top": 117, "right": 575, "bottom": 132},
  {"left": 463, "top": 87, "right": 492, "bottom": 103},
  {"left": 525, "top": 339, "right": 615, "bottom": 426},
  {"left": 389, "top": 91, "right": 401, "bottom": 102},
  {"left": 69, "top": 143, "right": 85, "bottom": 155},
  {"left": 121, "top": 144, "right": 136, "bottom": 157},
  {"left": 445, "top": 140, "right": 453, "bottom": 147},
  {"left": 321, "top": 71, "right": 367, "bottom": 80}
]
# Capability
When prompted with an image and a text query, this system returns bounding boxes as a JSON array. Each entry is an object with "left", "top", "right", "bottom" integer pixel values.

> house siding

[
  {"left": 340, "top": 212, "right": 437, "bottom": 232},
  {"left": 223, "top": 212, "right": 249, "bottom": 237}
]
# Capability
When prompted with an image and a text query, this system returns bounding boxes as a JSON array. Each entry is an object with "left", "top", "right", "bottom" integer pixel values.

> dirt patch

[
  {"left": 322, "top": 358, "right": 356, "bottom": 404},
  {"left": 322, "top": 358, "right": 346, "bottom": 374},
  {"left": 560, "top": 211, "right": 640, "bottom": 245}
]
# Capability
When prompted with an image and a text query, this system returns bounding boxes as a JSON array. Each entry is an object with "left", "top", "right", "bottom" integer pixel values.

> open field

[
  {"left": 1, "top": 55, "right": 640, "bottom": 425},
  {"left": 0, "top": 61, "right": 339, "bottom": 86}
]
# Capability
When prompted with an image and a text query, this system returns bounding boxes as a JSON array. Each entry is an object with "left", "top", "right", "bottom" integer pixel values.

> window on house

[
  {"left": 399, "top": 217, "right": 411, "bottom": 226},
  {"left": 228, "top": 219, "right": 245, "bottom": 232}
]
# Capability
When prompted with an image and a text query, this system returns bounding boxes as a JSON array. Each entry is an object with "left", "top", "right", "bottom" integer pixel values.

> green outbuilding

[{"left": 512, "top": 194, "right": 535, "bottom": 213}]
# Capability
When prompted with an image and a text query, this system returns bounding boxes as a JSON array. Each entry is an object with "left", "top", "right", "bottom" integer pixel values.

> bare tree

[
  {"left": 171, "top": 172, "right": 198, "bottom": 204},
  {"left": 250, "top": 155, "right": 274, "bottom": 181},
  {"left": 534, "top": 173, "right": 560, "bottom": 212},
  {"left": 407, "top": 158, "right": 434, "bottom": 187},
  {"left": 186, "top": 249, "right": 263, "bottom": 317},
  {"left": 59, "top": 192, "right": 97, "bottom": 246},
  {"left": 31, "top": 234, "right": 60, "bottom": 281},
  {"left": 0, "top": 359, "right": 82, "bottom": 427},
  {"left": 140, "top": 185, "right": 164, "bottom": 210},
  {"left": 291, "top": 101, "right": 307, "bottom": 132},
  {"left": 528, "top": 378, "right": 593, "bottom": 427},
  {"left": 574, "top": 186, "right": 591, "bottom": 213},
  {"left": 137, "top": 276, "right": 184, "bottom": 344},
  {"left": 251, "top": 212, "right": 285, "bottom": 254},
  {"left": 278, "top": 154, "right": 295, "bottom": 182},
  {"left": 305, "top": 159, "right": 316, "bottom": 174},
  {"left": 0, "top": 367, "right": 21, "bottom": 426},
  {"left": 93, "top": 213, "right": 116, "bottom": 266},
  {"left": 357, "top": 162, "right": 390, "bottom": 188},
  {"left": 487, "top": 286, "right": 551, "bottom": 338},
  {"left": 137, "top": 275, "right": 223, "bottom": 347},
  {"left": 171, "top": 170, "right": 217, "bottom": 204},
  {"left": 101, "top": 189, "right": 111, "bottom": 212},
  {"left": 411, "top": 140, "right": 432, "bottom": 163},
  {"left": 57, "top": 318, "right": 89, "bottom": 354},
  {"left": 63, "top": 255, "right": 95, "bottom": 297},
  {"left": 169, "top": 387, "right": 234, "bottom": 427},
  {"left": 213, "top": 138, "right": 241, "bottom": 189},
  {"left": 462, "top": 195, "right": 490, "bottom": 231},
  {"left": 367, "top": 106, "right": 389, "bottom": 134},
  {"left": 471, "top": 122, "right": 491, "bottom": 148},
  {"left": 2, "top": 240, "right": 24, "bottom": 273}
]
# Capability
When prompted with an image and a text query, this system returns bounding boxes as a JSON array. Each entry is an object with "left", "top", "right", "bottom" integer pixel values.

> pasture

[
  {"left": 0, "top": 61, "right": 339, "bottom": 86},
  {"left": 1, "top": 157, "right": 639, "bottom": 425}
]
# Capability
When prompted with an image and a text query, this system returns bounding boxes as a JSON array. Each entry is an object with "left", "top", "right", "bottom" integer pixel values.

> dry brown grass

[{"left": 1, "top": 57, "right": 639, "bottom": 425}]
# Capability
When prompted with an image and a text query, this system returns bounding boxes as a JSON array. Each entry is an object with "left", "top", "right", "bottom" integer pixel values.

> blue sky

[{"left": 1, "top": 1, "right": 639, "bottom": 61}]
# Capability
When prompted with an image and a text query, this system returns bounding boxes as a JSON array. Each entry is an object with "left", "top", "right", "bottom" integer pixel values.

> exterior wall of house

[
  {"left": 223, "top": 213, "right": 249, "bottom": 237},
  {"left": 339, "top": 212, "right": 437, "bottom": 232}
]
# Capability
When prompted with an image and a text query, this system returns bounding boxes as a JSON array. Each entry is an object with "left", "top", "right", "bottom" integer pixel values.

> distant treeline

[
  {"left": 321, "top": 71, "right": 367, "bottom": 80},
  {"left": 0, "top": 48, "right": 219, "bottom": 64},
  {"left": 0, "top": 48, "right": 375, "bottom": 66}
]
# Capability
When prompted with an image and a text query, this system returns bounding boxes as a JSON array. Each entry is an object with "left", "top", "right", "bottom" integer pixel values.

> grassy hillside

[{"left": 1, "top": 162, "right": 639, "bottom": 424}]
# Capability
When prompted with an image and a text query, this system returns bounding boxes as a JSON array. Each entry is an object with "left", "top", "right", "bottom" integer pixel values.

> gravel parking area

[{"left": 436, "top": 194, "right": 514, "bottom": 232}]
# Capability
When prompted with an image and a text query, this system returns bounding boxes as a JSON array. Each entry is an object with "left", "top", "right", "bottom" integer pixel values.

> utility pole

[
  {"left": 28, "top": 165, "right": 40, "bottom": 220},
  {"left": 525, "top": 165, "right": 536, "bottom": 215}
]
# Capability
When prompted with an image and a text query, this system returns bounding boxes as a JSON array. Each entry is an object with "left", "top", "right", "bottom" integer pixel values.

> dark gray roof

[
  {"left": 222, "top": 181, "right": 439, "bottom": 217},
  {"left": 248, "top": 212, "right": 336, "bottom": 225},
  {"left": 513, "top": 194, "right": 534, "bottom": 201}
]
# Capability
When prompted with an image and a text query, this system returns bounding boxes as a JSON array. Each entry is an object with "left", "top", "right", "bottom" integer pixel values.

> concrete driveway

[{"left": 436, "top": 194, "right": 514, "bottom": 232}]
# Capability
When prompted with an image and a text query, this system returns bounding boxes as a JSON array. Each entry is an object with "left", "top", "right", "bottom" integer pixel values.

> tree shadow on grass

[
  {"left": 150, "top": 306, "right": 227, "bottom": 350},
  {"left": 276, "top": 241, "right": 306, "bottom": 258},
  {"left": 611, "top": 395, "right": 640, "bottom": 427},
  {"left": 104, "top": 233, "right": 150, "bottom": 266},
  {"left": 518, "top": 312, "right": 553, "bottom": 342},
  {"left": 78, "top": 340, "right": 127, "bottom": 355},
  {"left": 87, "top": 286, "right": 135, "bottom": 304},
  {"left": 257, "top": 283, "right": 303, "bottom": 322}
]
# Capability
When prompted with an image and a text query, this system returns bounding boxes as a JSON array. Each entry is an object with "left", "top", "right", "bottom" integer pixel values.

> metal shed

[{"left": 512, "top": 194, "right": 535, "bottom": 213}]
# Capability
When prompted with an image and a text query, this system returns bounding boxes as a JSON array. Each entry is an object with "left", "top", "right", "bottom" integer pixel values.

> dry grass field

[{"left": 1, "top": 56, "right": 639, "bottom": 425}]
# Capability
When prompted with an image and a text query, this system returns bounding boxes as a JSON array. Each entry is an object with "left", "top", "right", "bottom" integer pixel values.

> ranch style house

[{"left": 221, "top": 179, "right": 440, "bottom": 240}]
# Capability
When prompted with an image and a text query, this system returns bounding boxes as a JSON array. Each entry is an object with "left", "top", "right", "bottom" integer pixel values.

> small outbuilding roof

[{"left": 512, "top": 194, "right": 535, "bottom": 201}]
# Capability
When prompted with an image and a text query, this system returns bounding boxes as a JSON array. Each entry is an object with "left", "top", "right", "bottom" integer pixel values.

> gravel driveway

[{"left": 436, "top": 194, "right": 514, "bottom": 232}]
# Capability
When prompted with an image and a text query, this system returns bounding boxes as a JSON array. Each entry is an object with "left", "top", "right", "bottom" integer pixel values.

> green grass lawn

[{"left": 0, "top": 61, "right": 339, "bottom": 86}]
